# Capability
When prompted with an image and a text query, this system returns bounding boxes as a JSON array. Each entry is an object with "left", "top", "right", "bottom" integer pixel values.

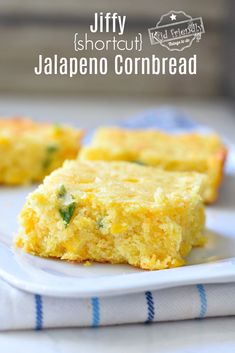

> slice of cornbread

[
  {"left": 79, "top": 128, "right": 227, "bottom": 203},
  {"left": 15, "top": 161, "right": 206, "bottom": 270},
  {"left": 0, "top": 118, "right": 83, "bottom": 185}
]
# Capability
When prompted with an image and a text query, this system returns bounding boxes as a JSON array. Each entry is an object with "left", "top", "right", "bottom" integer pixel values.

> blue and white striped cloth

[
  {"left": 1, "top": 107, "right": 234, "bottom": 330},
  {"left": 2, "top": 280, "right": 235, "bottom": 330}
]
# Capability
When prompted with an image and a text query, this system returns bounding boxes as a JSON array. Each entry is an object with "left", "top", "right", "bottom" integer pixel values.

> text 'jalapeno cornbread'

[
  {"left": 0, "top": 118, "right": 83, "bottom": 185},
  {"left": 15, "top": 161, "right": 206, "bottom": 270},
  {"left": 79, "top": 128, "right": 227, "bottom": 203}
]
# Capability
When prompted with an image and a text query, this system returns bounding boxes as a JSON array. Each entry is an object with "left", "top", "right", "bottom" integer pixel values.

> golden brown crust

[
  {"left": 206, "top": 146, "right": 228, "bottom": 204},
  {"left": 0, "top": 117, "right": 51, "bottom": 134}
]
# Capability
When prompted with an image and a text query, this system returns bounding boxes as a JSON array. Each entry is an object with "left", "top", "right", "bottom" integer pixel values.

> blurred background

[{"left": 0, "top": 0, "right": 234, "bottom": 137}]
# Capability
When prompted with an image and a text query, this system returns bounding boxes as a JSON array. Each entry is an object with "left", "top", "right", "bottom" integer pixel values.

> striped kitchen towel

[{"left": 1, "top": 279, "right": 235, "bottom": 330}]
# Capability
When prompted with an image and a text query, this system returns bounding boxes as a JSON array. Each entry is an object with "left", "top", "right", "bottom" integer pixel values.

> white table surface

[{"left": 0, "top": 95, "right": 235, "bottom": 352}]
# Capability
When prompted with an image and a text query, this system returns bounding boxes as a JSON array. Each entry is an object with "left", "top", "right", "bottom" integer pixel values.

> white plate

[{"left": 0, "top": 147, "right": 235, "bottom": 298}]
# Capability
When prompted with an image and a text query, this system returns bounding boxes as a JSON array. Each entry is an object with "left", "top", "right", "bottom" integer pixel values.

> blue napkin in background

[{"left": 83, "top": 106, "right": 202, "bottom": 145}]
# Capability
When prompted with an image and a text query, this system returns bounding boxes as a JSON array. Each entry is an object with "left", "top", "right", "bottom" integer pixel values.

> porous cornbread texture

[
  {"left": 16, "top": 161, "right": 206, "bottom": 270},
  {"left": 0, "top": 118, "right": 83, "bottom": 184},
  {"left": 79, "top": 128, "right": 227, "bottom": 203}
]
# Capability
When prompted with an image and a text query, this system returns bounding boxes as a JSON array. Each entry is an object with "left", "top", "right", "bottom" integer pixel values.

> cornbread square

[
  {"left": 0, "top": 118, "right": 83, "bottom": 184},
  {"left": 16, "top": 161, "right": 206, "bottom": 270},
  {"left": 79, "top": 128, "right": 227, "bottom": 203}
]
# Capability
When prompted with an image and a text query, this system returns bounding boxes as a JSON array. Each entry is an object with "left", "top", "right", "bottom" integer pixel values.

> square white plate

[{"left": 0, "top": 146, "right": 235, "bottom": 298}]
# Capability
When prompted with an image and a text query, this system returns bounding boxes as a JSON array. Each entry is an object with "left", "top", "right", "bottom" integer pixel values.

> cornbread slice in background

[
  {"left": 16, "top": 161, "right": 206, "bottom": 270},
  {"left": 0, "top": 118, "right": 83, "bottom": 185},
  {"left": 79, "top": 128, "right": 227, "bottom": 204}
]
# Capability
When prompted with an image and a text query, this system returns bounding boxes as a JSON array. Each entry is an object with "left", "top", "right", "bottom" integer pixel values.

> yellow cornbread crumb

[
  {"left": 0, "top": 117, "right": 83, "bottom": 185},
  {"left": 79, "top": 128, "right": 227, "bottom": 203},
  {"left": 84, "top": 261, "right": 92, "bottom": 267},
  {"left": 15, "top": 161, "right": 206, "bottom": 270}
]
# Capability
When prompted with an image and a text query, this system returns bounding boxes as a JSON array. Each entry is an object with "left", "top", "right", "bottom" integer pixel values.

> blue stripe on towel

[
  {"left": 91, "top": 297, "right": 100, "bottom": 327},
  {"left": 196, "top": 284, "right": 208, "bottom": 319},
  {"left": 34, "top": 294, "right": 43, "bottom": 330},
  {"left": 145, "top": 291, "right": 155, "bottom": 323}
]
